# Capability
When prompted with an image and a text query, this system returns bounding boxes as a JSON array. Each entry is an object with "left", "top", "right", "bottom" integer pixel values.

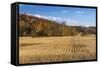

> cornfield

[{"left": 19, "top": 36, "right": 96, "bottom": 64}]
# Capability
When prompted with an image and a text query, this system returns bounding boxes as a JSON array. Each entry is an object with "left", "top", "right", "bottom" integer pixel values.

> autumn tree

[{"left": 19, "top": 20, "right": 25, "bottom": 36}]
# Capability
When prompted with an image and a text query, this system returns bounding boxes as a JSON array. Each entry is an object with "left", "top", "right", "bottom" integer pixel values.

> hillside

[
  {"left": 19, "top": 14, "right": 96, "bottom": 37},
  {"left": 69, "top": 26, "right": 96, "bottom": 35}
]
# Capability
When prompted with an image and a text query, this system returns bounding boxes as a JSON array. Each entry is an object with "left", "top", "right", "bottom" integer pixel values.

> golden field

[{"left": 19, "top": 36, "right": 96, "bottom": 64}]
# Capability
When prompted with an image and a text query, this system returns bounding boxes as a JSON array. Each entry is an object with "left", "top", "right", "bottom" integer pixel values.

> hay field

[{"left": 19, "top": 36, "right": 96, "bottom": 64}]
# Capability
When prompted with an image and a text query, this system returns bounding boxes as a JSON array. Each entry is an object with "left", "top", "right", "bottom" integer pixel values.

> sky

[{"left": 19, "top": 4, "right": 96, "bottom": 27}]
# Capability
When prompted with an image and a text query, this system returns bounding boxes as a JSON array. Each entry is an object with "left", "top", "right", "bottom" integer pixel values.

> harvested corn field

[{"left": 19, "top": 36, "right": 96, "bottom": 64}]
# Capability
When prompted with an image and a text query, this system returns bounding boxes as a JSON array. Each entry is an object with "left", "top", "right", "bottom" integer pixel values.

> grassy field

[{"left": 19, "top": 36, "right": 96, "bottom": 64}]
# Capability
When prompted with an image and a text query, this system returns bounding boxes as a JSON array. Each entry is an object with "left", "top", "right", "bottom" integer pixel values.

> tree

[
  {"left": 71, "top": 27, "right": 79, "bottom": 36},
  {"left": 19, "top": 20, "right": 25, "bottom": 36}
]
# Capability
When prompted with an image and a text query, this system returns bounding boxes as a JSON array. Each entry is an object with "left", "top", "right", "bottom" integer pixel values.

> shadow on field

[{"left": 20, "top": 43, "right": 44, "bottom": 47}]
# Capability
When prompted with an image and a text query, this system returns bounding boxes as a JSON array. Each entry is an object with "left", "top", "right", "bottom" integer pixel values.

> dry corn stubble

[{"left": 19, "top": 36, "right": 96, "bottom": 64}]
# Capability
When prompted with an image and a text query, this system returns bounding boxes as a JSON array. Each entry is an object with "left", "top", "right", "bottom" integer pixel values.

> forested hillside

[{"left": 19, "top": 14, "right": 96, "bottom": 37}]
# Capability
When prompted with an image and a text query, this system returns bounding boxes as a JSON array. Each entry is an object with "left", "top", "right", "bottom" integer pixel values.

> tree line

[{"left": 19, "top": 14, "right": 96, "bottom": 37}]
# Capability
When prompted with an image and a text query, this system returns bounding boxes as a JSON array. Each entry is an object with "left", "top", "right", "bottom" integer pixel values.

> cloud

[
  {"left": 75, "top": 11, "right": 85, "bottom": 16},
  {"left": 33, "top": 14, "right": 79, "bottom": 26},
  {"left": 80, "top": 22, "right": 96, "bottom": 27},
  {"left": 62, "top": 10, "right": 69, "bottom": 13},
  {"left": 66, "top": 19, "right": 78, "bottom": 26},
  {"left": 34, "top": 14, "right": 42, "bottom": 18},
  {"left": 75, "top": 11, "right": 84, "bottom": 14},
  {"left": 33, "top": 14, "right": 66, "bottom": 23},
  {"left": 26, "top": 13, "right": 34, "bottom": 16},
  {"left": 26, "top": 14, "right": 78, "bottom": 26},
  {"left": 47, "top": 16, "right": 63, "bottom": 22}
]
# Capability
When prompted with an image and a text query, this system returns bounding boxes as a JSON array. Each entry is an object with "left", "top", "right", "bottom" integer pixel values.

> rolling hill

[{"left": 19, "top": 14, "right": 96, "bottom": 37}]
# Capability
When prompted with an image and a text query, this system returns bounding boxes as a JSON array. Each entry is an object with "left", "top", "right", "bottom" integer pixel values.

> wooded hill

[{"left": 19, "top": 14, "right": 96, "bottom": 37}]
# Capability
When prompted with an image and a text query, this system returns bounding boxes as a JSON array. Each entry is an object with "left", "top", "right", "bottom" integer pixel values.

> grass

[{"left": 19, "top": 36, "right": 96, "bottom": 64}]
